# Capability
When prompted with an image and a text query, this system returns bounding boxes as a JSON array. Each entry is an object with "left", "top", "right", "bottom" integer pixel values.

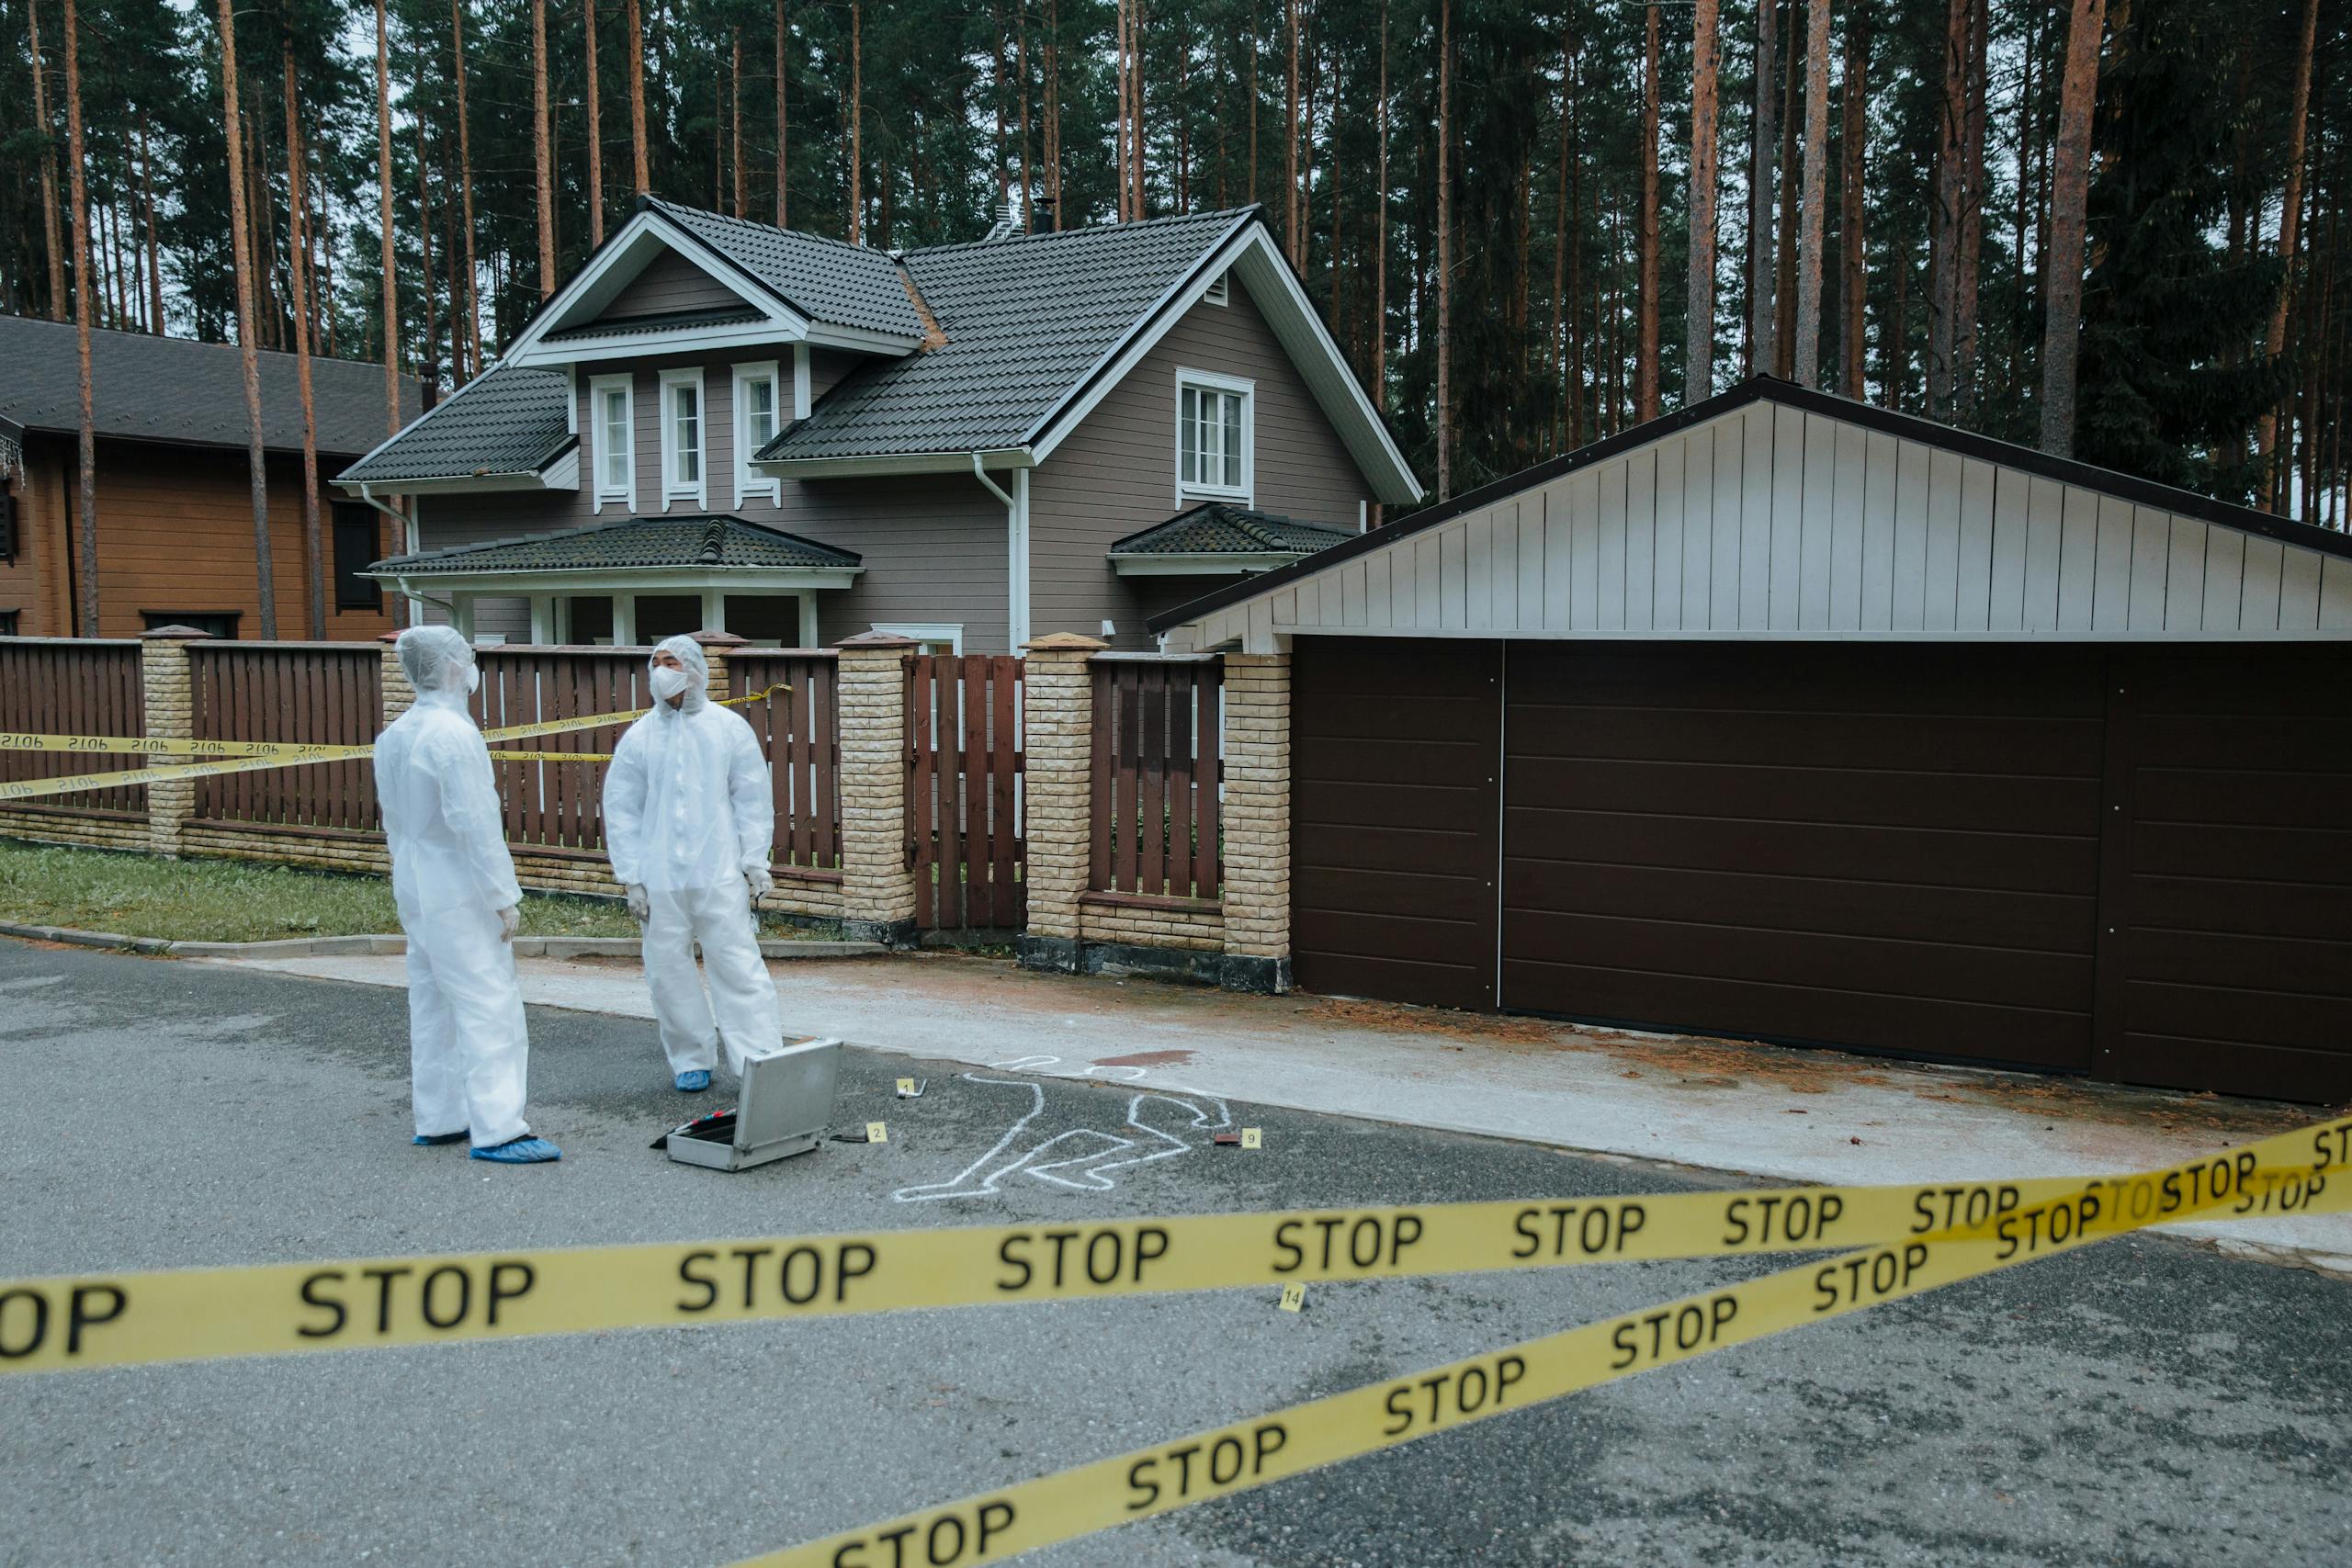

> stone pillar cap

[
  {"left": 376, "top": 631, "right": 403, "bottom": 644},
  {"left": 689, "top": 629, "right": 752, "bottom": 648},
  {"left": 834, "top": 630, "right": 921, "bottom": 649},
  {"left": 1021, "top": 632, "right": 1110, "bottom": 652},
  {"left": 141, "top": 625, "right": 215, "bottom": 640}
]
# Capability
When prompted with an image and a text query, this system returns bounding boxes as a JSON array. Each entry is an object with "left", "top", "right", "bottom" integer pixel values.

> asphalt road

[{"left": 1, "top": 939, "right": 2346, "bottom": 1568}]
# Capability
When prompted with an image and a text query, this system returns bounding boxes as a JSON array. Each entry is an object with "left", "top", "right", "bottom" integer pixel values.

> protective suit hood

[
  {"left": 397, "top": 625, "right": 480, "bottom": 712},
  {"left": 650, "top": 636, "right": 711, "bottom": 716}
]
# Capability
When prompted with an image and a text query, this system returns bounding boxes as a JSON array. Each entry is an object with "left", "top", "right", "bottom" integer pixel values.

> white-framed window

[
  {"left": 589, "top": 374, "right": 635, "bottom": 511},
  {"left": 873, "top": 622, "right": 963, "bottom": 657},
  {"left": 733, "top": 360, "right": 784, "bottom": 507},
  {"left": 659, "top": 367, "right": 707, "bottom": 510},
  {"left": 1175, "top": 368, "right": 1252, "bottom": 502}
]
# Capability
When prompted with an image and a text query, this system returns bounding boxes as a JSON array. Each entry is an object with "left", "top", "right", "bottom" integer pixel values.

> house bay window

[
  {"left": 734, "top": 360, "right": 784, "bottom": 507},
  {"left": 591, "top": 374, "right": 635, "bottom": 510},
  {"left": 1177, "top": 371, "right": 1251, "bottom": 502},
  {"left": 661, "top": 367, "right": 707, "bottom": 509}
]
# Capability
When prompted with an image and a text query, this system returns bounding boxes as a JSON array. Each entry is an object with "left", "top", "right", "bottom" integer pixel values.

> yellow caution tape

[
  {"left": 739, "top": 1124, "right": 2352, "bottom": 1568},
  {"left": 0, "top": 686, "right": 784, "bottom": 804},
  {"left": 3, "top": 1114, "right": 2344, "bottom": 1377}
]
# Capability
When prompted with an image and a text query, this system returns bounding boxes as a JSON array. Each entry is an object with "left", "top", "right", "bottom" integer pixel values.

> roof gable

[
  {"left": 1154, "top": 378, "right": 2352, "bottom": 648},
  {"left": 336, "top": 365, "right": 573, "bottom": 488}
]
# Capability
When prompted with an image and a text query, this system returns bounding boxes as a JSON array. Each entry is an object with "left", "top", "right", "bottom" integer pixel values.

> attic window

[
  {"left": 1204, "top": 271, "right": 1229, "bottom": 307},
  {"left": 1176, "top": 369, "right": 1252, "bottom": 503}
]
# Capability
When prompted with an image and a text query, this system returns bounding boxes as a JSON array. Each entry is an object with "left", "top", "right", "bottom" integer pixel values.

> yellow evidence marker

[
  {"left": 866, "top": 1122, "right": 888, "bottom": 1144},
  {"left": 1241, "top": 1128, "right": 1262, "bottom": 1150}
]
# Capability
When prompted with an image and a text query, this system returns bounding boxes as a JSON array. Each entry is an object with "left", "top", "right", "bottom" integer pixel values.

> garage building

[{"left": 1152, "top": 378, "right": 2352, "bottom": 1104}]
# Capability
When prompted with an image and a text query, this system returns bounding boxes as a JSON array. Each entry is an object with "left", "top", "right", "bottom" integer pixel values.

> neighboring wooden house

[
  {"left": 0, "top": 314, "right": 421, "bottom": 640},
  {"left": 342, "top": 197, "right": 1419, "bottom": 651}
]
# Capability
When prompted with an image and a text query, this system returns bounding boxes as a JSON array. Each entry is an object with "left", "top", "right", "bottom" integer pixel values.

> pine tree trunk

[
  {"left": 1046, "top": 0, "right": 1061, "bottom": 225},
  {"left": 533, "top": 0, "right": 556, "bottom": 292},
  {"left": 1016, "top": 6, "right": 1033, "bottom": 227},
  {"left": 454, "top": 0, "right": 482, "bottom": 368},
  {"left": 1372, "top": 0, "right": 1387, "bottom": 407},
  {"left": 1793, "top": 0, "right": 1828, "bottom": 387},
  {"left": 1550, "top": 14, "right": 1570, "bottom": 443},
  {"left": 139, "top": 114, "right": 165, "bottom": 332},
  {"left": 2255, "top": 0, "right": 2319, "bottom": 482},
  {"left": 1569, "top": 47, "right": 1584, "bottom": 446},
  {"left": 848, "top": 0, "right": 862, "bottom": 242},
  {"left": 1840, "top": 5, "right": 1867, "bottom": 399},
  {"left": 625, "top": 0, "right": 649, "bottom": 194},
  {"left": 1435, "top": 0, "right": 1452, "bottom": 500},
  {"left": 1773, "top": 5, "right": 1799, "bottom": 378},
  {"left": 2038, "top": 0, "right": 2105, "bottom": 458},
  {"left": 731, "top": 28, "right": 746, "bottom": 216},
  {"left": 376, "top": 0, "right": 400, "bottom": 402},
  {"left": 1927, "top": 0, "right": 1967, "bottom": 412},
  {"left": 416, "top": 99, "right": 439, "bottom": 388},
  {"left": 1686, "top": 0, "right": 1721, "bottom": 404},
  {"left": 1953, "top": 0, "right": 1987, "bottom": 413},
  {"left": 775, "top": 0, "right": 788, "bottom": 226},
  {"left": 1635, "top": 0, "right": 1659, "bottom": 422},
  {"left": 280, "top": 42, "right": 323, "bottom": 637},
  {"left": 62, "top": 0, "right": 97, "bottom": 631},
  {"left": 1284, "top": 0, "right": 1300, "bottom": 264},
  {"left": 28, "top": 0, "right": 67, "bottom": 321},
  {"left": 1747, "top": 0, "right": 1776, "bottom": 378},
  {"left": 584, "top": 0, "right": 605, "bottom": 243},
  {"left": 214, "top": 0, "right": 276, "bottom": 638}
]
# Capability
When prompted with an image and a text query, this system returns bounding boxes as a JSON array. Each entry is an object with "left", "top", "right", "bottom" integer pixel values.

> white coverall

[
  {"left": 373, "top": 626, "right": 533, "bottom": 1149},
  {"left": 604, "top": 636, "right": 781, "bottom": 1077}
]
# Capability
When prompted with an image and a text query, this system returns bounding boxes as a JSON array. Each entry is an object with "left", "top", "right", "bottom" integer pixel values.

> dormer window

[
  {"left": 1176, "top": 369, "right": 1251, "bottom": 502},
  {"left": 660, "top": 367, "right": 707, "bottom": 509},
  {"left": 591, "top": 374, "right": 635, "bottom": 511},
  {"left": 734, "top": 360, "right": 784, "bottom": 507}
]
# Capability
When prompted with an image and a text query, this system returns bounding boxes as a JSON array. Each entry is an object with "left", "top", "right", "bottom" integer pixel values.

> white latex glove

[
  {"left": 744, "top": 867, "right": 775, "bottom": 902},
  {"left": 496, "top": 904, "right": 521, "bottom": 942},
  {"left": 625, "top": 884, "right": 650, "bottom": 921}
]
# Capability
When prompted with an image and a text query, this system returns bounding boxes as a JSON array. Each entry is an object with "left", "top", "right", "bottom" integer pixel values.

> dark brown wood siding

[
  {"left": 1291, "top": 636, "right": 1498, "bottom": 1010},
  {"left": 1499, "top": 642, "right": 2107, "bottom": 1071},
  {"left": 2097, "top": 645, "right": 2352, "bottom": 1102}
]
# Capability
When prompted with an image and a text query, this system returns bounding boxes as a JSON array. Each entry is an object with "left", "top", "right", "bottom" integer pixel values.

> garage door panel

[
  {"left": 1501, "top": 910, "right": 2094, "bottom": 1015},
  {"left": 2125, "top": 821, "right": 2352, "bottom": 886},
  {"left": 1295, "top": 821, "right": 1486, "bottom": 879},
  {"left": 2120, "top": 929, "right": 2352, "bottom": 999},
  {"left": 2126, "top": 715, "right": 2352, "bottom": 770},
  {"left": 2120, "top": 982, "right": 2352, "bottom": 1053},
  {"left": 1295, "top": 865, "right": 1492, "bottom": 924},
  {"left": 1500, "top": 960, "right": 2091, "bottom": 1069},
  {"left": 2120, "top": 874, "right": 2352, "bottom": 941},
  {"left": 1297, "top": 693, "right": 1499, "bottom": 748},
  {"left": 1511, "top": 707, "right": 2107, "bottom": 775},
  {"left": 2127, "top": 767, "right": 2352, "bottom": 829},
  {"left": 2103, "top": 1035, "right": 2352, "bottom": 1104},
  {"left": 1506, "top": 807, "right": 2099, "bottom": 896},
  {"left": 1295, "top": 950, "right": 1493, "bottom": 1013},
  {"left": 1508, "top": 756, "right": 2102, "bottom": 834},
  {"left": 1297, "top": 736, "right": 1493, "bottom": 788},
  {"left": 1297, "top": 780, "right": 1494, "bottom": 832},
  {"left": 1506, "top": 860, "right": 2097, "bottom": 953},
  {"left": 1515, "top": 642, "right": 2107, "bottom": 718}
]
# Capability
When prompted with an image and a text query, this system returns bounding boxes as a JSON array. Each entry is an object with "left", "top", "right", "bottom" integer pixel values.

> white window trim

[
  {"left": 589, "top": 373, "right": 636, "bottom": 513},
  {"left": 659, "top": 367, "right": 707, "bottom": 511},
  {"left": 793, "top": 343, "right": 813, "bottom": 420},
  {"left": 732, "top": 360, "right": 785, "bottom": 508},
  {"left": 1173, "top": 367, "right": 1255, "bottom": 506},
  {"left": 873, "top": 621, "right": 964, "bottom": 656}
]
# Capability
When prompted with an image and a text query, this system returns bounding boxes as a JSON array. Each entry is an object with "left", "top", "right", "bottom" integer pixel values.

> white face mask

[{"left": 650, "top": 666, "right": 695, "bottom": 702}]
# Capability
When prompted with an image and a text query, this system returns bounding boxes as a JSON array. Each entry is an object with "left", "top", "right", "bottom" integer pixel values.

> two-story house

[{"left": 341, "top": 197, "right": 1420, "bottom": 651}]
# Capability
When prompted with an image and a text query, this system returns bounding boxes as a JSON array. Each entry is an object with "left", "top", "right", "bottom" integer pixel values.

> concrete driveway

[{"left": 2, "top": 939, "right": 2346, "bottom": 1567}]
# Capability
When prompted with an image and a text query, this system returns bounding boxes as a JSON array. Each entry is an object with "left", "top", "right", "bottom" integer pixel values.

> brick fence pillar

[
  {"left": 833, "top": 630, "right": 920, "bottom": 946},
  {"left": 1014, "top": 632, "right": 1108, "bottom": 974},
  {"left": 378, "top": 630, "right": 416, "bottom": 722},
  {"left": 1219, "top": 651, "right": 1292, "bottom": 993},
  {"left": 690, "top": 629, "right": 749, "bottom": 705},
  {"left": 140, "top": 625, "right": 210, "bottom": 858}
]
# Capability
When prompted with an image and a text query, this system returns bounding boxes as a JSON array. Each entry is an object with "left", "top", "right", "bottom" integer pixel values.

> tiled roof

[
  {"left": 336, "top": 367, "right": 575, "bottom": 485},
  {"left": 544, "top": 306, "right": 766, "bottom": 342},
  {"left": 0, "top": 313, "right": 420, "bottom": 457},
  {"left": 645, "top": 197, "right": 927, "bottom": 339},
  {"left": 368, "top": 513, "right": 862, "bottom": 575},
  {"left": 1109, "top": 502, "right": 1354, "bottom": 557},
  {"left": 761, "top": 207, "right": 1261, "bottom": 462}
]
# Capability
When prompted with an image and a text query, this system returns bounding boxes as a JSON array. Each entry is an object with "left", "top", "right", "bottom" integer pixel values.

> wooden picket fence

[
  {"left": 728, "top": 649, "right": 842, "bottom": 873},
  {"left": 0, "top": 638, "right": 146, "bottom": 816},
  {"left": 190, "top": 642, "right": 381, "bottom": 830},
  {"left": 1091, "top": 655, "right": 1222, "bottom": 901},
  {"left": 906, "top": 653, "right": 1024, "bottom": 931},
  {"left": 470, "top": 646, "right": 648, "bottom": 852}
]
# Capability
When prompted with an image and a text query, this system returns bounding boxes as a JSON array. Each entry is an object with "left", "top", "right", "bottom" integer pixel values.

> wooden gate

[
  {"left": 190, "top": 642, "right": 382, "bottom": 830},
  {"left": 906, "top": 654, "right": 1023, "bottom": 931}
]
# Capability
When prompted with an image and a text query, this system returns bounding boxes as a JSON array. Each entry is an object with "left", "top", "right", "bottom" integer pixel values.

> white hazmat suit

[
  {"left": 373, "top": 626, "right": 535, "bottom": 1150},
  {"left": 604, "top": 636, "right": 781, "bottom": 1079}
]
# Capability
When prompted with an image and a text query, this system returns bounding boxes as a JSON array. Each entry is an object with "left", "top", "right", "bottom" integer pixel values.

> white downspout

[
  {"left": 358, "top": 483, "right": 426, "bottom": 620},
  {"left": 972, "top": 453, "right": 1028, "bottom": 649}
]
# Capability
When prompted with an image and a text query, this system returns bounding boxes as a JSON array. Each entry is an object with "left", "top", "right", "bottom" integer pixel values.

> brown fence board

[
  {"left": 0, "top": 639, "right": 144, "bottom": 816},
  {"left": 1090, "top": 656, "right": 1223, "bottom": 901},
  {"left": 906, "top": 652, "right": 1024, "bottom": 931},
  {"left": 189, "top": 643, "right": 381, "bottom": 830},
  {"left": 726, "top": 649, "right": 843, "bottom": 873}
]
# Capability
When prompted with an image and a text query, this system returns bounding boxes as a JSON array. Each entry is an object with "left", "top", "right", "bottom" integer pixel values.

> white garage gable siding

[{"left": 1173, "top": 400, "right": 2352, "bottom": 651}]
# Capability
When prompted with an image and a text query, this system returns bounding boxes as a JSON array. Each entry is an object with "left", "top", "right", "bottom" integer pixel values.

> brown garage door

[
  {"left": 2098, "top": 646, "right": 2352, "bottom": 1102},
  {"left": 1500, "top": 643, "right": 2108, "bottom": 1072},
  {"left": 1291, "top": 637, "right": 1498, "bottom": 1010}
]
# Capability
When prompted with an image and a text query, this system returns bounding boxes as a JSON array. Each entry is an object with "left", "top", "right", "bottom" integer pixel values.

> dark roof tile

[
  {"left": 645, "top": 197, "right": 926, "bottom": 339},
  {"left": 368, "top": 513, "right": 861, "bottom": 574},
  {"left": 336, "top": 367, "right": 575, "bottom": 485},
  {"left": 1109, "top": 502, "right": 1352, "bottom": 556}
]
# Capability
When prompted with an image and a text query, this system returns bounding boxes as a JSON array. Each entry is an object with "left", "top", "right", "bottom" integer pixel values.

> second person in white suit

[{"left": 603, "top": 635, "right": 781, "bottom": 1091}]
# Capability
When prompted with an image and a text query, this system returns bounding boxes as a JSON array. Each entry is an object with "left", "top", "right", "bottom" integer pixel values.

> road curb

[{"left": 0, "top": 920, "right": 885, "bottom": 961}]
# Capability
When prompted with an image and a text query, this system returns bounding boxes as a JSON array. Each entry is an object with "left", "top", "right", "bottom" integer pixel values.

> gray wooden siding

[
  {"left": 1026, "top": 276, "right": 1373, "bottom": 649},
  {"left": 417, "top": 346, "right": 1010, "bottom": 649},
  {"left": 598, "top": 248, "right": 744, "bottom": 320},
  {"left": 1172, "top": 401, "right": 2352, "bottom": 651}
]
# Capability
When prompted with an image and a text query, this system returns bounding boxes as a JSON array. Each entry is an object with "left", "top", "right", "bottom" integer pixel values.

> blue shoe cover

[
  {"left": 674, "top": 1069, "right": 712, "bottom": 1092},
  {"left": 469, "top": 1135, "right": 562, "bottom": 1163},
  {"left": 413, "top": 1130, "right": 469, "bottom": 1146}
]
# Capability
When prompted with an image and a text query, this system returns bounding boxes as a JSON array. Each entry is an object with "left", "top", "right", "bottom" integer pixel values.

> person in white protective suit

[
  {"left": 603, "top": 635, "right": 781, "bottom": 1091},
  {"left": 373, "top": 626, "right": 560, "bottom": 1163}
]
